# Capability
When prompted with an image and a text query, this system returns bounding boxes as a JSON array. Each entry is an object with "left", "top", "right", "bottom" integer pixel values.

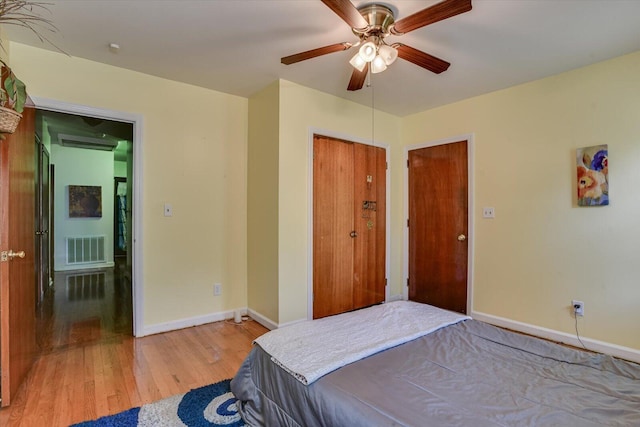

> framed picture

[
  {"left": 576, "top": 144, "right": 608, "bottom": 206},
  {"left": 69, "top": 185, "right": 102, "bottom": 217}
]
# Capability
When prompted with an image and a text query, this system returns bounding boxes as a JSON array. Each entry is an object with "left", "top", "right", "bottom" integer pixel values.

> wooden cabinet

[{"left": 312, "top": 134, "right": 386, "bottom": 319}]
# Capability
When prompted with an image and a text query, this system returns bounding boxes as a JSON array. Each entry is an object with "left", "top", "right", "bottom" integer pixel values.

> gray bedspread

[{"left": 231, "top": 319, "right": 640, "bottom": 426}]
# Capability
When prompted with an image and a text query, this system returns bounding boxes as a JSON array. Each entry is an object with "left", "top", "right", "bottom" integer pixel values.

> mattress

[{"left": 231, "top": 317, "right": 640, "bottom": 426}]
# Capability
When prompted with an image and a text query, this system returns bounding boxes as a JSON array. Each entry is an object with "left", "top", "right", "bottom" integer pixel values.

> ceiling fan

[{"left": 281, "top": 0, "right": 472, "bottom": 91}]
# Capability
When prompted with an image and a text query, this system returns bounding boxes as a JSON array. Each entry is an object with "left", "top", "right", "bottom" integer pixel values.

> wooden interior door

[
  {"left": 0, "top": 107, "right": 37, "bottom": 406},
  {"left": 408, "top": 140, "right": 468, "bottom": 314},
  {"left": 35, "top": 141, "right": 51, "bottom": 305},
  {"left": 313, "top": 135, "right": 386, "bottom": 319}
]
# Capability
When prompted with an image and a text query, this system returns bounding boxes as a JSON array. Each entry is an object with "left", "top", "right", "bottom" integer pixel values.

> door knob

[
  {"left": 457, "top": 234, "right": 466, "bottom": 242},
  {"left": 350, "top": 231, "right": 358, "bottom": 238},
  {"left": 8, "top": 250, "right": 25, "bottom": 259}
]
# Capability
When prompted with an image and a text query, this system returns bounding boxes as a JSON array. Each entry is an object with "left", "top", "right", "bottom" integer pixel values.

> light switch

[{"left": 164, "top": 203, "right": 173, "bottom": 217}]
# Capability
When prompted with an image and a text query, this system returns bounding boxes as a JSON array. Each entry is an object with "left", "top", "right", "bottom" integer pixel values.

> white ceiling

[{"left": 6, "top": 0, "right": 640, "bottom": 117}]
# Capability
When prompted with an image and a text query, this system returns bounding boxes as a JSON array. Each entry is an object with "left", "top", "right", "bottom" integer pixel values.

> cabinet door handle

[{"left": 350, "top": 231, "right": 358, "bottom": 238}]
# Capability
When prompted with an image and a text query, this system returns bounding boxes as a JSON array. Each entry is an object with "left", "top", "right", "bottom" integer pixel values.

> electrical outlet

[
  {"left": 214, "top": 283, "right": 222, "bottom": 296},
  {"left": 482, "top": 207, "right": 495, "bottom": 218},
  {"left": 572, "top": 300, "right": 584, "bottom": 316}
]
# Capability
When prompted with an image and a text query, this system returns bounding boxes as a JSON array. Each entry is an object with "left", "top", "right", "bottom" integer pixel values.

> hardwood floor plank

[
  {"left": 0, "top": 266, "right": 268, "bottom": 426},
  {"left": 91, "top": 342, "right": 109, "bottom": 419},
  {"left": 82, "top": 380, "right": 97, "bottom": 425},
  {"left": 66, "top": 347, "right": 86, "bottom": 424}
]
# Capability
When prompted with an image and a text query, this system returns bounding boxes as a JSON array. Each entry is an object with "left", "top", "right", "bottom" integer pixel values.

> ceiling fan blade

[
  {"left": 281, "top": 42, "right": 352, "bottom": 65},
  {"left": 396, "top": 44, "right": 450, "bottom": 74},
  {"left": 321, "top": 0, "right": 369, "bottom": 30},
  {"left": 347, "top": 64, "right": 368, "bottom": 91},
  {"left": 392, "top": 0, "right": 472, "bottom": 34}
]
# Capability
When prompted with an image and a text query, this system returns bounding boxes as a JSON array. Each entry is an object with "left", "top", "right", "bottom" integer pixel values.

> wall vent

[
  {"left": 58, "top": 133, "right": 118, "bottom": 151},
  {"left": 66, "top": 236, "right": 106, "bottom": 265}
]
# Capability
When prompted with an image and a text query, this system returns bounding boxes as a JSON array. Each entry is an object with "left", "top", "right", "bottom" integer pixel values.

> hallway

[{"left": 0, "top": 264, "right": 266, "bottom": 426}]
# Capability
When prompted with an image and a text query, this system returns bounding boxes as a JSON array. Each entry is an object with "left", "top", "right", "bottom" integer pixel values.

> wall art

[
  {"left": 576, "top": 144, "right": 608, "bottom": 206},
  {"left": 69, "top": 185, "right": 102, "bottom": 217}
]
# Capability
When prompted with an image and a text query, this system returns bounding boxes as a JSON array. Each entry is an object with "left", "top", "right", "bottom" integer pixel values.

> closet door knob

[
  {"left": 457, "top": 234, "right": 466, "bottom": 242},
  {"left": 350, "top": 231, "right": 358, "bottom": 238},
  {"left": 6, "top": 250, "right": 26, "bottom": 259}
]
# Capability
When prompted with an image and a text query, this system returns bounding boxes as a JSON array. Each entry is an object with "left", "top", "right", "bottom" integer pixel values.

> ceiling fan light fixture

[
  {"left": 378, "top": 44, "right": 398, "bottom": 65},
  {"left": 349, "top": 52, "right": 367, "bottom": 71},
  {"left": 281, "top": 0, "right": 472, "bottom": 91},
  {"left": 371, "top": 54, "right": 387, "bottom": 74},
  {"left": 358, "top": 41, "right": 377, "bottom": 62}
]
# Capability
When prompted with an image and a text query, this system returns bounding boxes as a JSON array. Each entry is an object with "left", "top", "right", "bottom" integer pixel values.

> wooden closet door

[
  {"left": 313, "top": 135, "right": 354, "bottom": 319},
  {"left": 313, "top": 135, "right": 386, "bottom": 319},
  {"left": 352, "top": 143, "right": 386, "bottom": 310}
]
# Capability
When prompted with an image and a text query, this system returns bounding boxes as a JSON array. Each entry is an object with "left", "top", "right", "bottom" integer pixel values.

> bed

[{"left": 231, "top": 301, "right": 640, "bottom": 426}]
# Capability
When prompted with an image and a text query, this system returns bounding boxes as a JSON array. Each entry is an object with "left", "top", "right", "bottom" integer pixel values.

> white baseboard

[
  {"left": 387, "top": 294, "right": 403, "bottom": 302},
  {"left": 246, "top": 308, "right": 310, "bottom": 330},
  {"left": 141, "top": 307, "right": 246, "bottom": 337},
  {"left": 247, "top": 308, "right": 278, "bottom": 330},
  {"left": 472, "top": 311, "right": 640, "bottom": 364}
]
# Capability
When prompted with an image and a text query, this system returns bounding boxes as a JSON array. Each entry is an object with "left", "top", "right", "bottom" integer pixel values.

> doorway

[
  {"left": 311, "top": 134, "right": 388, "bottom": 319},
  {"left": 34, "top": 108, "right": 135, "bottom": 347},
  {"left": 32, "top": 97, "right": 143, "bottom": 337},
  {"left": 405, "top": 136, "right": 473, "bottom": 314}
]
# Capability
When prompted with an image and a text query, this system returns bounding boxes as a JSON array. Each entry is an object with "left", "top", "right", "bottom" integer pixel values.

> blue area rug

[{"left": 72, "top": 379, "right": 246, "bottom": 427}]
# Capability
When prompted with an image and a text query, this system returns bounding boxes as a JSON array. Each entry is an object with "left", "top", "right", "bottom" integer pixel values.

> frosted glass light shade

[
  {"left": 358, "top": 41, "right": 377, "bottom": 62},
  {"left": 349, "top": 52, "right": 367, "bottom": 71},
  {"left": 378, "top": 44, "right": 398, "bottom": 65},
  {"left": 371, "top": 55, "right": 388, "bottom": 74}
]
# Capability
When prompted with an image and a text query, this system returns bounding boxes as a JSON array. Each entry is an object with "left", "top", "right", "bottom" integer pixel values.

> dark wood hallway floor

[
  {"left": 0, "top": 262, "right": 267, "bottom": 426},
  {"left": 37, "top": 261, "right": 134, "bottom": 354}
]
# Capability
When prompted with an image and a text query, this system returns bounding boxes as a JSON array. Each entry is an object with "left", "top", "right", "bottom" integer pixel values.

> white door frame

[
  {"left": 307, "top": 128, "right": 391, "bottom": 320},
  {"left": 403, "top": 134, "right": 475, "bottom": 314},
  {"left": 32, "top": 96, "right": 144, "bottom": 337}
]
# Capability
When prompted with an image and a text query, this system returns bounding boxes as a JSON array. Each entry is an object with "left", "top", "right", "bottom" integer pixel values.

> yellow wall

[
  {"left": 247, "top": 81, "right": 280, "bottom": 322},
  {"left": 10, "top": 43, "right": 249, "bottom": 330},
  {"left": 402, "top": 51, "right": 640, "bottom": 350},
  {"left": 10, "top": 38, "right": 640, "bottom": 352},
  {"left": 278, "top": 80, "right": 402, "bottom": 324}
]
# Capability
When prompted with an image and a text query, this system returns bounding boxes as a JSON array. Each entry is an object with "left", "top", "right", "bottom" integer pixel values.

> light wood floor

[{"left": 0, "top": 264, "right": 268, "bottom": 427}]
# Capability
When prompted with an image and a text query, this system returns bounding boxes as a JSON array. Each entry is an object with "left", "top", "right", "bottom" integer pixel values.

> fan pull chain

[{"left": 370, "top": 75, "right": 375, "bottom": 147}]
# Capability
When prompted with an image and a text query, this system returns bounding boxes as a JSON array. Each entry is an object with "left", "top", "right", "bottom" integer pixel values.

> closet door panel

[
  {"left": 313, "top": 136, "right": 354, "bottom": 319},
  {"left": 352, "top": 143, "right": 386, "bottom": 309}
]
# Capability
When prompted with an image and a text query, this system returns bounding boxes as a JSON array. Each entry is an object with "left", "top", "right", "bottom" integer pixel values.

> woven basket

[{"left": 0, "top": 106, "right": 22, "bottom": 134}]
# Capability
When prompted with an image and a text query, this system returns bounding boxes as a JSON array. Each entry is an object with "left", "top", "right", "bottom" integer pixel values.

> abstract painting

[
  {"left": 69, "top": 185, "right": 102, "bottom": 217},
  {"left": 576, "top": 145, "right": 608, "bottom": 206}
]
